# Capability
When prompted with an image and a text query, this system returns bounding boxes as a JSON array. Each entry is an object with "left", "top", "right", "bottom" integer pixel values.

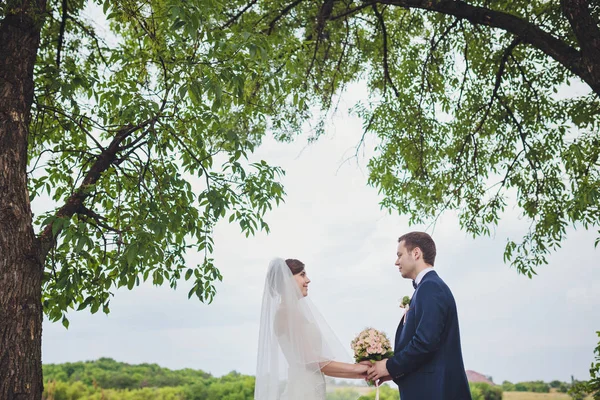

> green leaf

[
  {"left": 185, "top": 269, "right": 193, "bottom": 281},
  {"left": 126, "top": 245, "right": 136, "bottom": 266},
  {"left": 74, "top": 235, "right": 86, "bottom": 253}
]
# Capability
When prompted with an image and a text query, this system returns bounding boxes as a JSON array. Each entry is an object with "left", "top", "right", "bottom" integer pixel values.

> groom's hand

[
  {"left": 367, "top": 359, "right": 390, "bottom": 382},
  {"left": 375, "top": 375, "right": 392, "bottom": 384}
]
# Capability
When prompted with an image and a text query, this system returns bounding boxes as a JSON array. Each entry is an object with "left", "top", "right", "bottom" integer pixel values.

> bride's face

[{"left": 293, "top": 269, "right": 310, "bottom": 297}]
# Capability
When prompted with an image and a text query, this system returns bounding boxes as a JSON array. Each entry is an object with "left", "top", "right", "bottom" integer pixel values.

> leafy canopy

[
  {"left": 24, "top": 0, "right": 313, "bottom": 326},
  {"left": 12, "top": 0, "right": 600, "bottom": 326},
  {"left": 224, "top": 0, "right": 600, "bottom": 276}
]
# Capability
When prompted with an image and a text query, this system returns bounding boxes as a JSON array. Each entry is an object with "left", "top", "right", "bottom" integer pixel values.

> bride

[{"left": 254, "top": 258, "right": 367, "bottom": 399}]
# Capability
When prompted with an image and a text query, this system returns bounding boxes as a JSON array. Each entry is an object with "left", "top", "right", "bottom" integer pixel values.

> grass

[
  {"left": 504, "top": 392, "right": 571, "bottom": 399},
  {"left": 504, "top": 390, "right": 592, "bottom": 399},
  {"left": 329, "top": 386, "right": 594, "bottom": 399}
]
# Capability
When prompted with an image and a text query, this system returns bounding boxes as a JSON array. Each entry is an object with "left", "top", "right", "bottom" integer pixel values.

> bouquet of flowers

[{"left": 351, "top": 328, "right": 394, "bottom": 387}]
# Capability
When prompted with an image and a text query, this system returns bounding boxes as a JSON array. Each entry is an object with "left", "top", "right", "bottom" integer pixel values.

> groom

[{"left": 366, "top": 232, "right": 471, "bottom": 399}]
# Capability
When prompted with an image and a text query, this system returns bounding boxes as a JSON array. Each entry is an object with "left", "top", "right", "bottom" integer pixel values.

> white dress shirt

[{"left": 415, "top": 267, "right": 434, "bottom": 286}]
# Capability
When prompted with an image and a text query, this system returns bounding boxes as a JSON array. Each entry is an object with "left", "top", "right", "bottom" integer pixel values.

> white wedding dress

[
  {"left": 277, "top": 320, "right": 326, "bottom": 399},
  {"left": 254, "top": 258, "right": 354, "bottom": 400}
]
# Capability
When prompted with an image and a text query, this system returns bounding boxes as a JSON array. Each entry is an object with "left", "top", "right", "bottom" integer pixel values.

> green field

[
  {"left": 329, "top": 386, "right": 594, "bottom": 400},
  {"left": 504, "top": 392, "right": 592, "bottom": 400}
]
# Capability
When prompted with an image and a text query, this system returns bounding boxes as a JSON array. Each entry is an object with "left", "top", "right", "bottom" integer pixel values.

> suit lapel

[{"left": 395, "top": 271, "right": 438, "bottom": 348}]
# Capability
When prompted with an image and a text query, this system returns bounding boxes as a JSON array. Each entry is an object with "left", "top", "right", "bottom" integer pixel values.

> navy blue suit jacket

[{"left": 386, "top": 271, "right": 471, "bottom": 400}]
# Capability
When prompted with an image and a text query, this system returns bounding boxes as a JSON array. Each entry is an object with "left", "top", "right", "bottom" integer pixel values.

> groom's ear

[{"left": 413, "top": 247, "right": 422, "bottom": 260}]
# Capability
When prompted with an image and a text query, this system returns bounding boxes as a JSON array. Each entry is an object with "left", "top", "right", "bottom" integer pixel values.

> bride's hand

[{"left": 354, "top": 363, "right": 370, "bottom": 378}]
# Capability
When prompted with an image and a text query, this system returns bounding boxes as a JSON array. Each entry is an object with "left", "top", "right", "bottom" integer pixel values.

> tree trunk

[{"left": 0, "top": 2, "right": 46, "bottom": 399}]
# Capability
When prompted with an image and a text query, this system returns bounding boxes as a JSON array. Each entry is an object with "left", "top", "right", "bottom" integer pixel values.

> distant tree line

[
  {"left": 43, "top": 358, "right": 253, "bottom": 400},
  {"left": 44, "top": 358, "right": 595, "bottom": 400}
]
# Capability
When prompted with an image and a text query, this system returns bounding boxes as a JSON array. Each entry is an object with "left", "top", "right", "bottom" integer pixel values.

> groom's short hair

[{"left": 398, "top": 232, "right": 436, "bottom": 266}]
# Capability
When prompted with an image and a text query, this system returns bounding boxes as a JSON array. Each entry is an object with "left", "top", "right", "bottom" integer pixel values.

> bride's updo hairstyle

[
  {"left": 285, "top": 259, "right": 305, "bottom": 275},
  {"left": 266, "top": 258, "right": 304, "bottom": 297}
]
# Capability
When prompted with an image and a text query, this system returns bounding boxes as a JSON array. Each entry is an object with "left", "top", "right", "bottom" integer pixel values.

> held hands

[
  {"left": 360, "top": 360, "right": 392, "bottom": 384},
  {"left": 354, "top": 362, "right": 370, "bottom": 379}
]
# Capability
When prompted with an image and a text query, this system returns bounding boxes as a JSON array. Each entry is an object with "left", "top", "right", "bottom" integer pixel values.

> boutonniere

[{"left": 399, "top": 295, "right": 411, "bottom": 324}]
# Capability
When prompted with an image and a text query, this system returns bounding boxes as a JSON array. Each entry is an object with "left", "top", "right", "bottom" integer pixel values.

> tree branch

[
  {"left": 499, "top": 96, "right": 538, "bottom": 172},
  {"left": 76, "top": 205, "right": 123, "bottom": 234},
  {"left": 266, "top": 0, "right": 305, "bottom": 35},
  {"left": 314, "top": 0, "right": 335, "bottom": 40},
  {"left": 38, "top": 118, "right": 158, "bottom": 260},
  {"left": 451, "top": 36, "right": 521, "bottom": 184},
  {"left": 168, "top": 130, "right": 212, "bottom": 192},
  {"left": 376, "top": 0, "right": 596, "bottom": 93},
  {"left": 330, "top": 2, "right": 378, "bottom": 21},
  {"left": 456, "top": 22, "right": 470, "bottom": 110},
  {"left": 417, "top": 18, "right": 460, "bottom": 109},
  {"left": 222, "top": 0, "right": 259, "bottom": 29},
  {"left": 372, "top": 4, "right": 400, "bottom": 98},
  {"left": 67, "top": 15, "right": 109, "bottom": 65},
  {"left": 37, "top": 104, "right": 105, "bottom": 151},
  {"left": 473, "top": 36, "right": 521, "bottom": 136},
  {"left": 510, "top": 54, "right": 542, "bottom": 126},
  {"left": 324, "top": 13, "right": 351, "bottom": 109},
  {"left": 56, "top": 0, "right": 67, "bottom": 67}
]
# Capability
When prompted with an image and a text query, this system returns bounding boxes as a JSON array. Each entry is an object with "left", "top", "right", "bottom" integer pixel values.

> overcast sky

[{"left": 39, "top": 80, "right": 600, "bottom": 386}]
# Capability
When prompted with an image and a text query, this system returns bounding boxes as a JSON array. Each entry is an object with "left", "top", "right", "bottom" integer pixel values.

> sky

[
  {"left": 39, "top": 80, "right": 600, "bottom": 386},
  {"left": 38, "top": 4, "right": 600, "bottom": 387}
]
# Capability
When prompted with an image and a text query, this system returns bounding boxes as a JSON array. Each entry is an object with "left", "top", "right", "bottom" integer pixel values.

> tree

[
  {"left": 469, "top": 383, "right": 503, "bottom": 400},
  {"left": 550, "top": 380, "right": 563, "bottom": 388},
  {"left": 0, "top": 0, "right": 298, "bottom": 398},
  {"left": 224, "top": 0, "right": 599, "bottom": 276},
  {"left": 589, "top": 332, "right": 600, "bottom": 398},
  {"left": 571, "top": 331, "right": 600, "bottom": 399}
]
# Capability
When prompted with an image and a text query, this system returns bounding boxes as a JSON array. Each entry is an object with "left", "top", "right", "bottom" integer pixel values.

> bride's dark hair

[{"left": 285, "top": 259, "right": 305, "bottom": 275}]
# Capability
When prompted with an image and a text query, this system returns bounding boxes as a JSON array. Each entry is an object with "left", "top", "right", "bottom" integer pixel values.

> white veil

[{"left": 254, "top": 258, "right": 353, "bottom": 400}]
